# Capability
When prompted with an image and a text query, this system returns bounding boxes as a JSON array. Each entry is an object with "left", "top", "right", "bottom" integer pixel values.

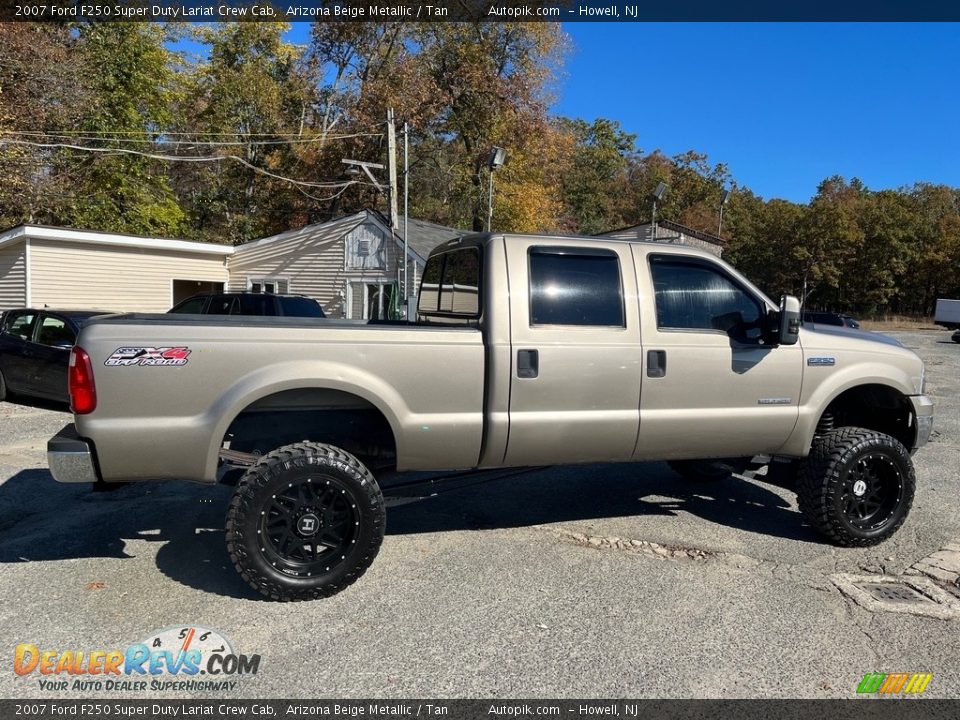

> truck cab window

[
  {"left": 417, "top": 247, "right": 481, "bottom": 320},
  {"left": 418, "top": 255, "right": 443, "bottom": 314},
  {"left": 650, "top": 257, "right": 763, "bottom": 341},
  {"left": 529, "top": 248, "right": 624, "bottom": 327},
  {"left": 440, "top": 248, "right": 480, "bottom": 315}
]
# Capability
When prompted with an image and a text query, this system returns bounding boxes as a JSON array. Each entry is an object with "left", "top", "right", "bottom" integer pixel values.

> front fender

[{"left": 779, "top": 361, "right": 917, "bottom": 457}]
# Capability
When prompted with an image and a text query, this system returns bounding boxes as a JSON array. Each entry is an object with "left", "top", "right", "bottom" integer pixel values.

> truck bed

[{"left": 74, "top": 314, "right": 486, "bottom": 482}]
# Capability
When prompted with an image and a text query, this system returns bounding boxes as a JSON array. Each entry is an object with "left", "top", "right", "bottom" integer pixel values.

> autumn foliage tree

[{"left": 0, "top": 23, "right": 89, "bottom": 228}]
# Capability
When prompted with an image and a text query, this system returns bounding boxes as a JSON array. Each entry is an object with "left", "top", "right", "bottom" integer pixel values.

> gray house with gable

[{"left": 227, "top": 210, "right": 460, "bottom": 320}]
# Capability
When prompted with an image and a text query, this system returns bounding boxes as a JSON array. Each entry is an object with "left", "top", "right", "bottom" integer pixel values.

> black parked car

[
  {"left": 802, "top": 311, "right": 861, "bottom": 329},
  {"left": 169, "top": 293, "right": 325, "bottom": 318},
  {"left": 0, "top": 309, "right": 106, "bottom": 404},
  {"left": 952, "top": 329, "right": 960, "bottom": 344}
]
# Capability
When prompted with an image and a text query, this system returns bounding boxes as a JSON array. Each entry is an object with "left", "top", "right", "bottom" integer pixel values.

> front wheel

[
  {"left": 226, "top": 442, "right": 385, "bottom": 601},
  {"left": 797, "top": 427, "right": 914, "bottom": 546}
]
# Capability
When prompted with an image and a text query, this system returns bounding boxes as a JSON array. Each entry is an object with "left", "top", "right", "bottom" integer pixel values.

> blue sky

[
  {"left": 273, "top": 22, "right": 959, "bottom": 203},
  {"left": 555, "top": 23, "right": 960, "bottom": 202}
]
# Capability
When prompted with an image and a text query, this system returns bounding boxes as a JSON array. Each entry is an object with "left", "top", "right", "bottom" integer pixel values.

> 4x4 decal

[{"left": 105, "top": 347, "right": 192, "bottom": 367}]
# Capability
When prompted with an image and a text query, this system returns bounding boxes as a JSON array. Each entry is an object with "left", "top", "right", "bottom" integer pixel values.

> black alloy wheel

[
  {"left": 841, "top": 454, "right": 904, "bottom": 531},
  {"left": 259, "top": 474, "right": 361, "bottom": 578},
  {"left": 226, "top": 442, "right": 385, "bottom": 601},
  {"left": 797, "top": 427, "right": 915, "bottom": 547}
]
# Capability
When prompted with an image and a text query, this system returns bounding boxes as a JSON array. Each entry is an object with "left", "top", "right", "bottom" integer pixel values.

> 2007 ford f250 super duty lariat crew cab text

[{"left": 48, "top": 233, "right": 934, "bottom": 601}]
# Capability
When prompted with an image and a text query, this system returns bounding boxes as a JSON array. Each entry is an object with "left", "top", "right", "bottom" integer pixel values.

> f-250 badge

[{"left": 105, "top": 346, "right": 191, "bottom": 367}]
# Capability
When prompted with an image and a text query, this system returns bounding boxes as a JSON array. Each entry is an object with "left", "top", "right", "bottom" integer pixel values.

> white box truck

[{"left": 934, "top": 298, "right": 960, "bottom": 329}]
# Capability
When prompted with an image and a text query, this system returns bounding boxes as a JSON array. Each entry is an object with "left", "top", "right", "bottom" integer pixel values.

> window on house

[
  {"left": 346, "top": 225, "right": 386, "bottom": 270},
  {"left": 248, "top": 278, "right": 289, "bottom": 295}
]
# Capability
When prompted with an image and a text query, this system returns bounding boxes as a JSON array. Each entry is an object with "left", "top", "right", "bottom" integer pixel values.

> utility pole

[
  {"left": 386, "top": 108, "right": 399, "bottom": 231},
  {"left": 403, "top": 122, "right": 411, "bottom": 303}
]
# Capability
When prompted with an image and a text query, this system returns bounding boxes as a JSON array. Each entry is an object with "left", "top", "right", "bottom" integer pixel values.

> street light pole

[
  {"left": 718, "top": 188, "right": 730, "bottom": 237},
  {"left": 650, "top": 182, "right": 668, "bottom": 241},
  {"left": 487, "top": 172, "right": 494, "bottom": 232},
  {"left": 402, "top": 124, "right": 409, "bottom": 297},
  {"left": 486, "top": 147, "right": 507, "bottom": 232}
]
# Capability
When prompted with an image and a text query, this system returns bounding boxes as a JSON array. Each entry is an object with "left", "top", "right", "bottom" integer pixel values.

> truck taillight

[{"left": 69, "top": 346, "right": 97, "bottom": 414}]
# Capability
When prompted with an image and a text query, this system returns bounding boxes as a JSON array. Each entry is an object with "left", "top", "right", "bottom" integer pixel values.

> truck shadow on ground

[
  {"left": 384, "top": 463, "right": 814, "bottom": 541},
  {"left": 0, "top": 469, "right": 258, "bottom": 599},
  {"left": 0, "top": 463, "right": 816, "bottom": 600}
]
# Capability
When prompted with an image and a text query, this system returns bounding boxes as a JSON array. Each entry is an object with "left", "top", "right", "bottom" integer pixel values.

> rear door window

[
  {"left": 277, "top": 297, "right": 325, "bottom": 317},
  {"left": 529, "top": 248, "right": 624, "bottom": 327},
  {"left": 35, "top": 315, "right": 76, "bottom": 348},
  {"left": 238, "top": 294, "right": 276, "bottom": 315}
]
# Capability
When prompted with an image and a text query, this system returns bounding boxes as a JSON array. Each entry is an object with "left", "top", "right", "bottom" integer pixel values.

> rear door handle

[
  {"left": 517, "top": 349, "right": 539, "bottom": 378},
  {"left": 647, "top": 349, "right": 666, "bottom": 378}
]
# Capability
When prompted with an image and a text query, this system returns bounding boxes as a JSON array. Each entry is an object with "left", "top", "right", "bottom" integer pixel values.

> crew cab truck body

[{"left": 48, "top": 233, "right": 933, "bottom": 601}]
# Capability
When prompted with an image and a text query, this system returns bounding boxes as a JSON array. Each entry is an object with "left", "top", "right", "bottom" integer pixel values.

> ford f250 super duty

[{"left": 47, "top": 233, "right": 934, "bottom": 601}]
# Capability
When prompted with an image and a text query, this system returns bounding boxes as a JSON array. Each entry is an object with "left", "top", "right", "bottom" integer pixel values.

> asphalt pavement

[{"left": 0, "top": 330, "right": 958, "bottom": 699}]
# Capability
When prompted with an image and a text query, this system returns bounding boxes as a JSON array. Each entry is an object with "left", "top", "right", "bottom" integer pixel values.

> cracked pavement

[{"left": 0, "top": 330, "right": 958, "bottom": 699}]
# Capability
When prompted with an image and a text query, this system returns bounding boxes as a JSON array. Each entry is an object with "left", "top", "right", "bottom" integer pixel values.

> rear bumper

[
  {"left": 47, "top": 425, "right": 100, "bottom": 483},
  {"left": 910, "top": 394, "right": 934, "bottom": 452}
]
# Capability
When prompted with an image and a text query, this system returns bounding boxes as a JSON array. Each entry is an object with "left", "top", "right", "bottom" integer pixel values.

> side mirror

[{"left": 779, "top": 295, "right": 801, "bottom": 345}]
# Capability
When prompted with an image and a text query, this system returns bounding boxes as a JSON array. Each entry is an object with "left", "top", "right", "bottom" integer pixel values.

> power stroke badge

[{"left": 105, "top": 347, "right": 192, "bottom": 367}]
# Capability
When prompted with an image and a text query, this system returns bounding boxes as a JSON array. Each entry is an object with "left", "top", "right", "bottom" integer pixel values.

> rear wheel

[
  {"left": 226, "top": 442, "right": 385, "bottom": 601},
  {"left": 797, "top": 427, "right": 914, "bottom": 546}
]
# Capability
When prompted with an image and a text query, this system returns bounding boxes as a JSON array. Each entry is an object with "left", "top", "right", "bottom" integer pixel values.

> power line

[
  {"left": 0, "top": 129, "right": 383, "bottom": 141},
  {"left": 0, "top": 138, "right": 378, "bottom": 192}
]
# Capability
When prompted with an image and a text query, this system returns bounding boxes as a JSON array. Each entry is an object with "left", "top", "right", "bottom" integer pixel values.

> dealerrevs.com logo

[{"left": 14, "top": 626, "right": 260, "bottom": 692}]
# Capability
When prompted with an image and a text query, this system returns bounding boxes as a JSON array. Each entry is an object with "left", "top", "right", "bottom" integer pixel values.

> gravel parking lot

[{"left": 1, "top": 330, "right": 958, "bottom": 699}]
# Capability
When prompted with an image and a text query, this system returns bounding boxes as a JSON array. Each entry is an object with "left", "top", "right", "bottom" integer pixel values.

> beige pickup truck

[{"left": 48, "top": 233, "right": 933, "bottom": 601}]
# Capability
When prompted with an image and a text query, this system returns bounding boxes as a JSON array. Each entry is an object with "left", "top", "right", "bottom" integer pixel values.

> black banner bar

[
  {"left": 3, "top": 700, "right": 960, "bottom": 720},
  {"left": 4, "top": 0, "right": 960, "bottom": 22}
]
